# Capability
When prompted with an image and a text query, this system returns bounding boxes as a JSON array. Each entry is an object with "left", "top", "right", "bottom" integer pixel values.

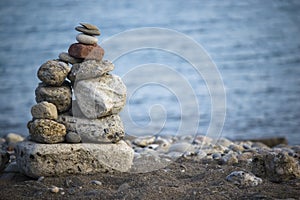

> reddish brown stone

[{"left": 68, "top": 43, "right": 104, "bottom": 61}]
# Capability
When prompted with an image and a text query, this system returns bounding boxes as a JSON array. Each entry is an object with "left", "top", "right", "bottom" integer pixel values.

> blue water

[{"left": 0, "top": 0, "right": 300, "bottom": 144}]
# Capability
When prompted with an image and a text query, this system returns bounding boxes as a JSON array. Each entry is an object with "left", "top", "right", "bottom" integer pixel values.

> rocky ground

[{"left": 1, "top": 133, "right": 300, "bottom": 200}]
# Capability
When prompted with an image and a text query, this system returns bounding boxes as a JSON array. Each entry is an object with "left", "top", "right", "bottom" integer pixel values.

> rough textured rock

[
  {"left": 35, "top": 82, "right": 72, "bottom": 113},
  {"left": 31, "top": 101, "right": 58, "bottom": 120},
  {"left": 76, "top": 33, "right": 98, "bottom": 45},
  {"left": 226, "top": 171, "right": 263, "bottom": 187},
  {"left": 58, "top": 52, "right": 83, "bottom": 64},
  {"left": 57, "top": 114, "right": 125, "bottom": 143},
  {"left": 252, "top": 151, "right": 300, "bottom": 182},
  {"left": 68, "top": 43, "right": 104, "bottom": 60},
  {"left": 65, "top": 132, "right": 81, "bottom": 143},
  {"left": 15, "top": 141, "right": 134, "bottom": 178},
  {"left": 74, "top": 74, "right": 126, "bottom": 118},
  {"left": 37, "top": 60, "right": 70, "bottom": 86},
  {"left": 68, "top": 60, "right": 114, "bottom": 82},
  {"left": 75, "top": 26, "right": 100, "bottom": 36},
  {"left": 27, "top": 119, "right": 66, "bottom": 144}
]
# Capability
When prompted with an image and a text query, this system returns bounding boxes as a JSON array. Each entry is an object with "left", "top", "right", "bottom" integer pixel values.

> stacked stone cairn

[{"left": 16, "top": 23, "right": 134, "bottom": 178}]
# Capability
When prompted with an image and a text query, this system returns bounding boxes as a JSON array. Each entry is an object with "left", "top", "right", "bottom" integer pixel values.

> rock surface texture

[{"left": 16, "top": 141, "right": 134, "bottom": 178}]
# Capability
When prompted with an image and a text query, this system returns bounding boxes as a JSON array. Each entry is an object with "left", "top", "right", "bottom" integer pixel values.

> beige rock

[
  {"left": 27, "top": 119, "right": 66, "bottom": 144},
  {"left": 76, "top": 33, "right": 98, "bottom": 45},
  {"left": 79, "top": 23, "right": 99, "bottom": 30},
  {"left": 31, "top": 101, "right": 58, "bottom": 120},
  {"left": 16, "top": 141, "right": 134, "bottom": 178}
]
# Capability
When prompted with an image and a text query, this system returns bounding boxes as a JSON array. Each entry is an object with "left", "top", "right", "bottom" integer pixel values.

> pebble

[
  {"left": 226, "top": 171, "right": 263, "bottom": 187},
  {"left": 50, "top": 186, "right": 60, "bottom": 193},
  {"left": 31, "top": 101, "right": 58, "bottom": 120},
  {"left": 75, "top": 26, "right": 100, "bottom": 36},
  {"left": 37, "top": 60, "right": 70, "bottom": 86},
  {"left": 65, "top": 132, "right": 81, "bottom": 143},
  {"left": 5, "top": 133, "right": 24, "bottom": 144},
  {"left": 168, "top": 142, "right": 195, "bottom": 153},
  {"left": 58, "top": 52, "right": 83, "bottom": 64},
  {"left": 90, "top": 180, "right": 102, "bottom": 185},
  {"left": 0, "top": 150, "right": 10, "bottom": 172},
  {"left": 133, "top": 136, "right": 155, "bottom": 147},
  {"left": 76, "top": 33, "right": 98, "bottom": 45},
  {"left": 37, "top": 176, "right": 45, "bottom": 182}
]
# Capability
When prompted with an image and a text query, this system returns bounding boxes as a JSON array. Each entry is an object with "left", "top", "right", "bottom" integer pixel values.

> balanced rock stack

[{"left": 16, "top": 23, "right": 133, "bottom": 178}]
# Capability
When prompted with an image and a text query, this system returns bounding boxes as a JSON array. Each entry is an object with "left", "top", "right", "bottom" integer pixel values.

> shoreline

[{"left": 1, "top": 134, "right": 300, "bottom": 199}]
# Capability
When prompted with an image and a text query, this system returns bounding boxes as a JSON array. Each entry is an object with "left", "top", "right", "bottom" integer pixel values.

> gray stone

[
  {"left": 68, "top": 60, "right": 114, "bottom": 82},
  {"left": 35, "top": 82, "right": 72, "bottom": 113},
  {"left": 76, "top": 33, "right": 98, "bottom": 45},
  {"left": 15, "top": 141, "right": 134, "bottom": 178},
  {"left": 57, "top": 114, "right": 125, "bottom": 143},
  {"left": 65, "top": 132, "right": 81, "bottom": 143},
  {"left": 75, "top": 26, "right": 100, "bottom": 36},
  {"left": 37, "top": 60, "right": 70, "bottom": 86},
  {"left": 252, "top": 152, "right": 300, "bottom": 182},
  {"left": 226, "top": 171, "right": 262, "bottom": 187},
  {"left": 74, "top": 74, "right": 126, "bottom": 118},
  {"left": 27, "top": 119, "right": 66, "bottom": 144},
  {"left": 58, "top": 52, "right": 83, "bottom": 64},
  {"left": 31, "top": 101, "right": 58, "bottom": 120},
  {"left": 0, "top": 150, "right": 10, "bottom": 173}
]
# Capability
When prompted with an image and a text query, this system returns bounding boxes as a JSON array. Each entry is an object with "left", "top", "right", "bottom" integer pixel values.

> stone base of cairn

[{"left": 16, "top": 23, "right": 134, "bottom": 178}]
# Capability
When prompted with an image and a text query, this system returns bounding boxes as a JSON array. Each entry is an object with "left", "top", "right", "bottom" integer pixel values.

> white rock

[
  {"left": 74, "top": 74, "right": 126, "bottom": 118},
  {"left": 5, "top": 133, "right": 24, "bottom": 143},
  {"left": 76, "top": 33, "right": 98, "bottom": 45},
  {"left": 15, "top": 141, "right": 134, "bottom": 178},
  {"left": 168, "top": 142, "right": 195, "bottom": 153},
  {"left": 133, "top": 136, "right": 156, "bottom": 147},
  {"left": 226, "top": 171, "right": 262, "bottom": 187},
  {"left": 31, "top": 101, "right": 58, "bottom": 120}
]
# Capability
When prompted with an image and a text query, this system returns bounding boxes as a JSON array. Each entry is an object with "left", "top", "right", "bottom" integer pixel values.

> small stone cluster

[{"left": 27, "top": 23, "right": 126, "bottom": 144}]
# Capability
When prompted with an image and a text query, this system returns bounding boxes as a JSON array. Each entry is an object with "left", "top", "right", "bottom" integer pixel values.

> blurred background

[{"left": 0, "top": 0, "right": 299, "bottom": 144}]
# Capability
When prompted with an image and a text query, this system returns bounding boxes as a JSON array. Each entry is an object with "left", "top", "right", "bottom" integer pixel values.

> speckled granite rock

[
  {"left": 37, "top": 60, "right": 70, "bottom": 86},
  {"left": 57, "top": 114, "right": 125, "bottom": 143},
  {"left": 15, "top": 140, "right": 134, "bottom": 178},
  {"left": 27, "top": 119, "right": 66, "bottom": 144},
  {"left": 35, "top": 82, "right": 72, "bottom": 113}
]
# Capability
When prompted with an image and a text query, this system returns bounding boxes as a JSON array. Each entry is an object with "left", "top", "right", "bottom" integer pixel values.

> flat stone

[
  {"left": 65, "top": 131, "right": 81, "bottom": 143},
  {"left": 35, "top": 82, "right": 72, "bottom": 113},
  {"left": 75, "top": 26, "right": 100, "bottom": 36},
  {"left": 68, "top": 43, "right": 104, "bottom": 61},
  {"left": 57, "top": 114, "right": 125, "bottom": 143},
  {"left": 31, "top": 101, "right": 58, "bottom": 120},
  {"left": 15, "top": 141, "right": 134, "bottom": 178},
  {"left": 58, "top": 52, "right": 83, "bottom": 64},
  {"left": 37, "top": 60, "right": 70, "bottom": 86},
  {"left": 27, "top": 119, "right": 66, "bottom": 144},
  {"left": 68, "top": 60, "right": 114, "bottom": 82},
  {"left": 76, "top": 33, "right": 98, "bottom": 45},
  {"left": 79, "top": 23, "right": 99, "bottom": 30},
  {"left": 74, "top": 74, "right": 126, "bottom": 118}
]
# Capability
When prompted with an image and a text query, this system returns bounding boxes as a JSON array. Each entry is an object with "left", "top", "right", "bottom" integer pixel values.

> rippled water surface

[{"left": 0, "top": 0, "right": 299, "bottom": 144}]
